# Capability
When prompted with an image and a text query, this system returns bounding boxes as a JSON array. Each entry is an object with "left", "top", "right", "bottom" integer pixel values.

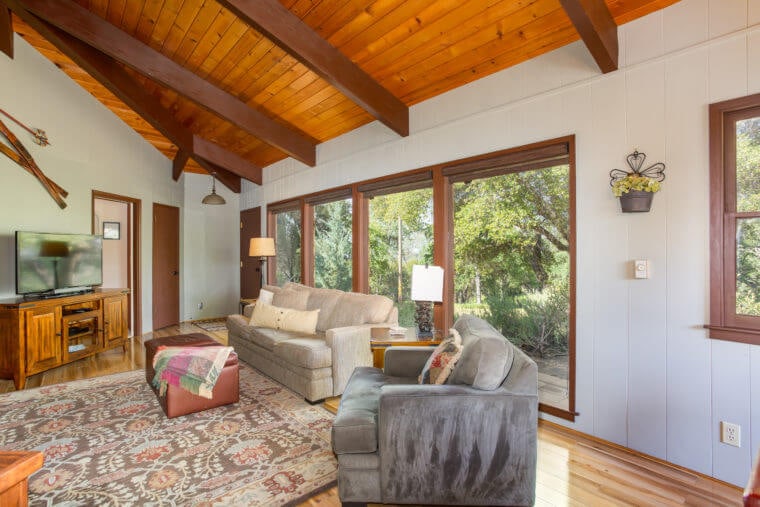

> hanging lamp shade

[{"left": 202, "top": 173, "right": 226, "bottom": 205}]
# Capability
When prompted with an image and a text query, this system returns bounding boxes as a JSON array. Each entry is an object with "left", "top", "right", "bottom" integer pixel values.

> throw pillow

[
  {"left": 258, "top": 288, "right": 274, "bottom": 305},
  {"left": 418, "top": 329, "right": 463, "bottom": 385},
  {"left": 250, "top": 302, "right": 320, "bottom": 335}
]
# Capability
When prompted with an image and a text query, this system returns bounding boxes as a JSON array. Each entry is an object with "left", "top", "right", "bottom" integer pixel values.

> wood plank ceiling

[{"left": 1, "top": 0, "right": 679, "bottom": 191}]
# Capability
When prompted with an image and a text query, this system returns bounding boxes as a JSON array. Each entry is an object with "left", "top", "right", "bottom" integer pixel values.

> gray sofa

[
  {"left": 331, "top": 314, "right": 538, "bottom": 506},
  {"left": 227, "top": 283, "right": 398, "bottom": 403}
]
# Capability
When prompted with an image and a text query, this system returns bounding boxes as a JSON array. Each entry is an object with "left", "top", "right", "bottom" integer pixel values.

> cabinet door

[
  {"left": 25, "top": 306, "right": 62, "bottom": 375},
  {"left": 103, "top": 295, "right": 128, "bottom": 348}
]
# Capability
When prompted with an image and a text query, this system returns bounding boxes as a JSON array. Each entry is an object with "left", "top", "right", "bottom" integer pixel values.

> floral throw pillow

[{"left": 418, "top": 329, "right": 463, "bottom": 385}]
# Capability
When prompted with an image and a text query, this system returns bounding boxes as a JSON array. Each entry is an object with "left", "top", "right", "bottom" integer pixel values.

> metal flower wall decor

[{"left": 609, "top": 150, "right": 666, "bottom": 213}]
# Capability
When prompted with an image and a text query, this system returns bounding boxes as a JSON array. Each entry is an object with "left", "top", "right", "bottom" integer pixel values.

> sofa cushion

[
  {"left": 305, "top": 288, "right": 344, "bottom": 332},
  {"left": 248, "top": 327, "right": 310, "bottom": 351},
  {"left": 250, "top": 302, "right": 320, "bottom": 335},
  {"left": 447, "top": 314, "right": 515, "bottom": 391},
  {"left": 273, "top": 338, "right": 332, "bottom": 369},
  {"left": 329, "top": 293, "right": 394, "bottom": 329},
  {"left": 332, "top": 367, "right": 385, "bottom": 454},
  {"left": 272, "top": 287, "right": 310, "bottom": 310}
]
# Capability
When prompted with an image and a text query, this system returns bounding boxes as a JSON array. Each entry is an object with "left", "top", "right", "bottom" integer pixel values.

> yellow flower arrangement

[{"left": 611, "top": 174, "right": 662, "bottom": 197}]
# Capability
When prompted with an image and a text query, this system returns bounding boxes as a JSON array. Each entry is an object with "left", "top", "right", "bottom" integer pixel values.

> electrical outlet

[
  {"left": 720, "top": 421, "right": 741, "bottom": 447},
  {"left": 197, "top": 302, "right": 204, "bottom": 310}
]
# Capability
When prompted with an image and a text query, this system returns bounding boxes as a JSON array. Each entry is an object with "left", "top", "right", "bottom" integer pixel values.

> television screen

[{"left": 16, "top": 232, "right": 103, "bottom": 295}]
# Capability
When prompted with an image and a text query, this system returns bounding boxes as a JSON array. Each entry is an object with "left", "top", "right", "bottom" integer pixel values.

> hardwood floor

[{"left": 0, "top": 322, "right": 743, "bottom": 506}]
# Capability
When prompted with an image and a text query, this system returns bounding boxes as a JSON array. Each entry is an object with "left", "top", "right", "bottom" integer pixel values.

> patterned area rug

[
  {"left": 191, "top": 317, "right": 229, "bottom": 342},
  {"left": 0, "top": 364, "right": 336, "bottom": 506}
]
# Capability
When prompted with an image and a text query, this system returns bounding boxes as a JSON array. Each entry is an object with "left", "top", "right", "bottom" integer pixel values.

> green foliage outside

[
  {"left": 314, "top": 199, "right": 353, "bottom": 292},
  {"left": 275, "top": 209, "right": 301, "bottom": 284},
  {"left": 453, "top": 165, "right": 570, "bottom": 359},
  {"left": 368, "top": 188, "right": 433, "bottom": 327},
  {"left": 736, "top": 117, "right": 760, "bottom": 316}
]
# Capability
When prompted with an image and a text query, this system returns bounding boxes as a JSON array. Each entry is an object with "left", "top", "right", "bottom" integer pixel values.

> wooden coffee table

[
  {"left": 0, "top": 451, "right": 44, "bottom": 506},
  {"left": 370, "top": 328, "right": 442, "bottom": 369}
]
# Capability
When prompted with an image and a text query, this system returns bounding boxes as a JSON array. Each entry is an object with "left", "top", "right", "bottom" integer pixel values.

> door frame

[{"left": 91, "top": 190, "right": 142, "bottom": 336}]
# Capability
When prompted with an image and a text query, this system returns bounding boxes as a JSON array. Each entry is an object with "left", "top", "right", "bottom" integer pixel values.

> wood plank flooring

[{"left": 0, "top": 322, "right": 743, "bottom": 506}]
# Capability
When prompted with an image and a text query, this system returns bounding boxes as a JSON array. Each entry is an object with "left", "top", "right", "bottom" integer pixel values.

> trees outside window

[
  {"left": 265, "top": 138, "right": 575, "bottom": 419},
  {"left": 368, "top": 188, "right": 433, "bottom": 327},
  {"left": 274, "top": 208, "right": 301, "bottom": 284},
  {"left": 709, "top": 95, "right": 760, "bottom": 343},
  {"left": 314, "top": 198, "right": 353, "bottom": 291},
  {"left": 453, "top": 164, "right": 572, "bottom": 413}
]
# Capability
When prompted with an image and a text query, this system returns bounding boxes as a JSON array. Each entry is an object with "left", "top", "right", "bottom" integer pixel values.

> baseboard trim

[{"left": 538, "top": 419, "right": 742, "bottom": 492}]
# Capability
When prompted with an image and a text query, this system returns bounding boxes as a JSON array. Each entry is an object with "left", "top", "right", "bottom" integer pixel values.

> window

[
  {"left": 708, "top": 94, "right": 760, "bottom": 343},
  {"left": 314, "top": 198, "right": 353, "bottom": 291},
  {"left": 264, "top": 139, "right": 576, "bottom": 419},
  {"left": 446, "top": 140, "right": 575, "bottom": 419},
  {"left": 273, "top": 206, "right": 301, "bottom": 284},
  {"left": 367, "top": 186, "right": 433, "bottom": 327}
]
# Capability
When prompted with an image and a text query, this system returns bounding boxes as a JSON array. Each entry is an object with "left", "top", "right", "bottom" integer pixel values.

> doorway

[
  {"left": 152, "top": 203, "right": 180, "bottom": 330},
  {"left": 92, "top": 191, "right": 141, "bottom": 336},
  {"left": 240, "top": 207, "right": 262, "bottom": 298}
]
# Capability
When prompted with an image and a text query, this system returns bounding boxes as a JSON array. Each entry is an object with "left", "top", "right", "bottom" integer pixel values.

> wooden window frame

[
  {"left": 263, "top": 136, "right": 576, "bottom": 420},
  {"left": 707, "top": 93, "right": 760, "bottom": 344}
]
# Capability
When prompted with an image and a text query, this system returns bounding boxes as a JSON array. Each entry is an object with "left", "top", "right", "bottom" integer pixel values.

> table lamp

[
  {"left": 410, "top": 264, "right": 444, "bottom": 338},
  {"left": 249, "top": 237, "right": 276, "bottom": 289}
]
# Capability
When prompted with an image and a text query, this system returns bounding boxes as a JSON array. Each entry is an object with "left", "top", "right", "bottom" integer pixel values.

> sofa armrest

[
  {"left": 377, "top": 384, "right": 538, "bottom": 505},
  {"left": 382, "top": 346, "right": 434, "bottom": 377},
  {"left": 325, "top": 325, "right": 374, "bottom": 396}
]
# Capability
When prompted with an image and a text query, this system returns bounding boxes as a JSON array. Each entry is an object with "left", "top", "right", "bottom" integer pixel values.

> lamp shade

[
  {"left": 411, "top": 265, "right": 444, "bottom": 302},
  {"left": 249, "top": 237, "right": 276, "bottom": 257}
]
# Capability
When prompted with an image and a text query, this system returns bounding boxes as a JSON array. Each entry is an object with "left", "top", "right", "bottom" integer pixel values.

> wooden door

[
  {"left": 240, "top": 206, "right": 262, "bottom": 298},
  {"left": 152, "top": 203, "right": 180, "bottom": 330},
  {"left": 103, "top": 295, "right": 128, "bottom": 347},
  {"left": 25, "top": 305, "right": 62, "bottom": 375}
]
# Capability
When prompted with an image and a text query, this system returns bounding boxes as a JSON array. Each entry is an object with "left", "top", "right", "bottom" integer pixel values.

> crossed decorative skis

[{"left": 0, "top": 117, "right": 67, "bottom": 208}]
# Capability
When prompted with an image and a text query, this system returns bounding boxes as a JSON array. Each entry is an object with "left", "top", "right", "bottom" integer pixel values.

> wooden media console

[{"left": 0, "top": 288, "right": 129, "bottom": 389}]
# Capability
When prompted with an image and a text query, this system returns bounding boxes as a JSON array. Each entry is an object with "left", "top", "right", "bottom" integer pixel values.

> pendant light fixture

[{"left": 201, "top": 172, "right": 226, "bottom": 205}]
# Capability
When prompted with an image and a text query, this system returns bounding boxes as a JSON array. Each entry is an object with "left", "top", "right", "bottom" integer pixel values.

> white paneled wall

[
  {"left": 182, "top": 173, "right": 240, "bottom": 321},
  {"left": 242, "top": 0, "right": 760, "bottom": 486}
]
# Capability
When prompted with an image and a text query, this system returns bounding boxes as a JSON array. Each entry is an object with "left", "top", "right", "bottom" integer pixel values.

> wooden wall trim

[{"left": 91, "top": 190, "right": 142, "bottom": 337}]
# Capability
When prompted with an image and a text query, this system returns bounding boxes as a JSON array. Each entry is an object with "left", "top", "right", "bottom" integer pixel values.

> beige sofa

[{"left": 227, "top": 283, "right": 398, "bottom": 402}]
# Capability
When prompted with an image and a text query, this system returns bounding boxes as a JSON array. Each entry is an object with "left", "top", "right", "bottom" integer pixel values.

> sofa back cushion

[
  {"left": 273, "top": 282, "right": 394, "bottom": 332},
  {"left": 271, "top": 286, "right": 310, "bottom": 310},
  {"left": 447, "top": 314, "right": 515, "bottom": 391},
  {"left": 327, "top": 293, "right": 394, "bottom": 329}
]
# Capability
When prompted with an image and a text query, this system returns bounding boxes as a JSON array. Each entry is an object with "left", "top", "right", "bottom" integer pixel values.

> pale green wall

[{"left": 0, "top": 37, "right": 240, "bottom": 331}]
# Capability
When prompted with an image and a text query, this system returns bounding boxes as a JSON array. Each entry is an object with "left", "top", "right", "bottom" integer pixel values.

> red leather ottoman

[{"left": 144, "top": 333, "right": 239, "bottom": 418}]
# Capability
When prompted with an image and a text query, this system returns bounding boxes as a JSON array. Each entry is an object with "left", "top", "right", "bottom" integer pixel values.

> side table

[
  {"left": 239, "top": 298, "right": 257, "bottom": 314},
  {"left": 0, "top": 450, "right": 44, "bottom": 506},
  {"left": 370, "top": 327, "right": 442, "bottom": 369}
]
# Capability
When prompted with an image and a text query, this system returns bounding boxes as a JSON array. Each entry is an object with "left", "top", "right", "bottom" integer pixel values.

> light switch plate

[{"left": 634, "top": 260, "right": 649, "bottom": 279}]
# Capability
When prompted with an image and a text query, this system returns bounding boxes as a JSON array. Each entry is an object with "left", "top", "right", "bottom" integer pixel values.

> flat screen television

[{"left": 16, "top": 231, "right": 103, "bottom": 296}]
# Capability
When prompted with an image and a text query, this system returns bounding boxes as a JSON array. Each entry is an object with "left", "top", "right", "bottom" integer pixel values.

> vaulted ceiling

[{"left": 1, "top": 0, "right": 679, "bottom": 191}]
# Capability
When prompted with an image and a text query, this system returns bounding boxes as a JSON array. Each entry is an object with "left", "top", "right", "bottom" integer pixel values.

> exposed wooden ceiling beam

[
  {"left": 193, "top": 135, "right": 261, "bottom": 185},
  {"left": 6, "top": 0, "right": 317, "bottom": 166},
  {"left": 0, "top": 7, "right": 12, "bottom": 58},
  {"left": 217, "top": 0, "right": 409, "bottom": 137},
  {"left": 172, "top": 150, "right": 189, "bottom": 181},
  {"left": 204, "top": 163, "right": 241, "bottom": 194},
  {"left": 559, "top": 0, "right": 618, "bottom": 73},
  {"left": 6, "top": 7, "right": 245, "bottom": 192}
]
